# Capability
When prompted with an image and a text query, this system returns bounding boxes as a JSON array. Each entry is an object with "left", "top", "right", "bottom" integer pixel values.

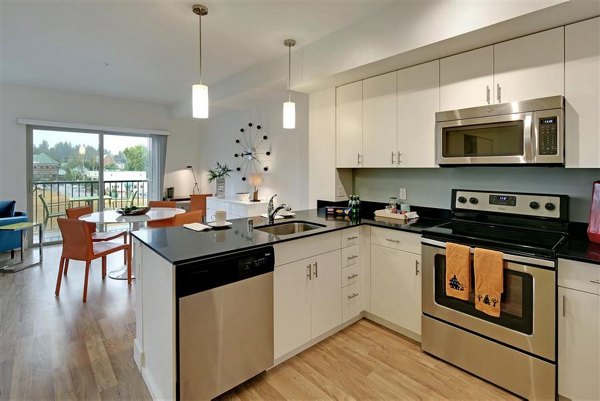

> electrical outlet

[
  {"left": 337, "top": 185, "right": 346, "bottom": 198},
  {"left": 399, "top": 188, "right": 407, "bottom": 200}
]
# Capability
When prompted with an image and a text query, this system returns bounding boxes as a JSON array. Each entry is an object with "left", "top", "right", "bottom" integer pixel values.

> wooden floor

[{"left": 1, "top": 245, "right": 517, "bottom": 401}]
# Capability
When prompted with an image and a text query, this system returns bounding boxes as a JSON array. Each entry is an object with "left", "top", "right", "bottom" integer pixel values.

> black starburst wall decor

[{"left": 234, "top": 123, "right": 272, "bottom": 181}]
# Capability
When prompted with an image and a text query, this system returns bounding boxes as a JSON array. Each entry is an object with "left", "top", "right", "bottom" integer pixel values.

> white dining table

[{"left": 79, "top": 207, "right": 185, "bottom": 280}]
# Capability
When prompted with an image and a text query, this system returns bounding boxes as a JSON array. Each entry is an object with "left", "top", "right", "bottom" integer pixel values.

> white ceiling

[{"left": 1, "top": 0, "right": 395, "bottom": 106}]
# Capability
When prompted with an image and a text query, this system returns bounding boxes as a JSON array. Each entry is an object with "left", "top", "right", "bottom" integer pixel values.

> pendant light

[
  {"left": 192, "top": 4, "right": 208, "bottom": 119},
  {"left": 283, "top": 39, "right": 296, "bottom": 129}
]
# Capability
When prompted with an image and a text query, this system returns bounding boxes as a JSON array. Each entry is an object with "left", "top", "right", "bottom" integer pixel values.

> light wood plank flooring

[{"left": 1, "top": 245, "right": 517, "bottom": 400}]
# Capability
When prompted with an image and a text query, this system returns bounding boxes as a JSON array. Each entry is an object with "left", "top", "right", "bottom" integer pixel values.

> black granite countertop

[
  {"left": 131, "top": 208, "right": 449, "bottom": 266},
  {"left": 557, "top": 222, "right": 600, "bottom": 266}
]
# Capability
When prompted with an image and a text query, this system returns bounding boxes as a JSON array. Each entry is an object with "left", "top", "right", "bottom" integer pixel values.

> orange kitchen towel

[
  {"left": 445, "top": 242, "right": 471, "bottom": 300},
  {"left": 474, "top": 248, "right": 504, "bottom": 317}
]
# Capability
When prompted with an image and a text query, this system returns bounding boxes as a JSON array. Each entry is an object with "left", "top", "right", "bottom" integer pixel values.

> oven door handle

[{"left": 420, "top": 238, "right": 556, "bottom": 269}]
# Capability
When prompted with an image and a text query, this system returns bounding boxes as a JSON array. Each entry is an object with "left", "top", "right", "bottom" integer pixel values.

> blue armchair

[{"left": 0, "top": 211, "right": 28, "bottom": 257}]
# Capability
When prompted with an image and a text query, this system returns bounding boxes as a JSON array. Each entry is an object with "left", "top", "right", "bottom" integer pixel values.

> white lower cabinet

[
  {"left": 274, "top": 249, "right": 341, "bottom": 359},
  {"left": 311, "top": 250, "right": 343, "bottom": 338},
  {"left": 370, "top": 243, "right": 421, "bottom": 335},
  {"left": 558, "top": 259, "right": 600, "bottom": 400}
]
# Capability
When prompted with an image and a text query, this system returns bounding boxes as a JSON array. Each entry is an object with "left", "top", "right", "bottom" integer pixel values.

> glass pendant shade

[
  {"left": 283, "top": 101, "right": 295, "bottom": 129},
  {"left": 192, "top": 84, "right": 208, "bottom": 119}
]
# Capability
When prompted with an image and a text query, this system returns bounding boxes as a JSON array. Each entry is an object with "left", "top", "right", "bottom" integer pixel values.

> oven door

[
  {"left": 436, "top": 112, "right": 533, "bottom": 165},
  {"left": 422, "top": 240, "right": 555, "bottom": 361}
]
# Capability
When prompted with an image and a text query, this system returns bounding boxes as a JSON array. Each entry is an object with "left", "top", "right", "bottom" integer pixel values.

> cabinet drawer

[
  {"left": 558, "top": 258, "right": 600, "bottom": 295},
  {"left": 370, "top": 227, "right": 420, "bottom": 254},
  {"left": 342, "top": 264, "right": 360, "bottom": 288},
  {"left": 342, "top": 282, "right": 362, "bottom": 322},
  {"left": 341, "top": 245, "right": 360, "bottom": 268},
  {"left": 275, "top": 231, "right": 341, "bottom": 266},
  {"left": 341, "top": 228, "right": 360, "bottom": 248}
]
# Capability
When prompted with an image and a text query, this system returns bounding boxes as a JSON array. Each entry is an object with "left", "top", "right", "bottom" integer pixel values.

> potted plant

[{"left": 208, "top": 162, "right": 233, "bottom": 199}]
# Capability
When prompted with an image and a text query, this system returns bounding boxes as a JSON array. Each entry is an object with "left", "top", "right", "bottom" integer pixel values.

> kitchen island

[{"left": 130, "top": 208, "right": 445, "bottom": 401}]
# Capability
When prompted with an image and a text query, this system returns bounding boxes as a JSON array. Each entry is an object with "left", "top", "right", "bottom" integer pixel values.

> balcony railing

[{"left": 32, "top": 179, "right": 149, "bottom": 243}]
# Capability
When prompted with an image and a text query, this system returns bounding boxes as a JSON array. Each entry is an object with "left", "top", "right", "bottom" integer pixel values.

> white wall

[
  {"left": 0, "top": 83, "right": 201, "bottom": 208},
  {"left": 198, "top": 93, "right": 309, "bottom": 210},
  {"left": 163, "top": 117, "right": 203, "bottom": 196}
]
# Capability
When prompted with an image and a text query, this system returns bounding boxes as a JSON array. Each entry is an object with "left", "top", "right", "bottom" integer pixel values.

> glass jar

[{"left": 388, "top": 196, "right": 398, "bottom": 213}]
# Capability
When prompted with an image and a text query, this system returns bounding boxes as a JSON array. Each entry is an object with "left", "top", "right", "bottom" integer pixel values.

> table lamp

[
  {"left": 249, "top": 174, "right": 263, "bottom": 202},
  {"left": 187, "top": 165, "right": 200, "bottom": 195}
]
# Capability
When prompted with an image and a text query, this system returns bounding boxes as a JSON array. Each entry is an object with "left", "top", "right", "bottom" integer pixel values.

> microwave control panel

[{"left": 538, "top": 117, "right": 558, "bottom": 155}]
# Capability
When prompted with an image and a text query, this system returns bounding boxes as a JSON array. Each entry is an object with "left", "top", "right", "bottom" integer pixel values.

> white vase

[{"left": 216, "top": 178, "right": 226, "bottom": 199}]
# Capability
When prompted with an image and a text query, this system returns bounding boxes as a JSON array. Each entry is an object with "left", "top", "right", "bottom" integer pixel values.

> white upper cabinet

[
  {"left": 397, "top": 60, "right": 439, "bottom": 168},
  {"left": 494, "top": 27, "right": 565, "bottom": 104},
  {"left": 336, "top": 81, "right": 363, "bottom": 168},
  {"left": 362, "top": 72, "right": 398, "bottom": 167},
  {"left": 565, "top": 17, "right": 600, "bottom": 168},
  {"left": 440, "top": 46, "right": 494, "bottom": 111}
]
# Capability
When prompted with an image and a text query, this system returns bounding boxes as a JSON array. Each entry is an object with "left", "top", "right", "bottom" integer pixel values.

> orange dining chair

[
  {"left": 189, "top": 194, "right": 211, "bottom": 213},
  {"left": 65, "top": 206, "right": 128, "bottom": 273},
  {"left": 146, "top": 217, "right": 174, "bottom": 228},
  {"left": 56, "top": 218, "right": 132, "bottom": 302},
  {"left": 148, "top": 200, "right": 176, "bottom": 208},
  {"left": 172, "top": 210, "right": 204, "bottom": 226},
  {"left": 146, "top": 200, "right": 177, "bottom": 228}
]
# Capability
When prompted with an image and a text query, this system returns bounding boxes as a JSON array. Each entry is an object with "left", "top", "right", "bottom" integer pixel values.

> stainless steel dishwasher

[{"left": 176, "top": 246, "right": 275, "bottom": 401}]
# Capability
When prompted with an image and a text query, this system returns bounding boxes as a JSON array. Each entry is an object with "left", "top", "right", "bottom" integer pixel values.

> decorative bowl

[{"left": 116, "top": 206, "right": 150, "bottom": 216}]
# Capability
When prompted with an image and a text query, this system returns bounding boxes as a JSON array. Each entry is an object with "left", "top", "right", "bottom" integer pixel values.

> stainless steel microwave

[{"left": 435, "top": 96, "right": 564, "bottom": 166}]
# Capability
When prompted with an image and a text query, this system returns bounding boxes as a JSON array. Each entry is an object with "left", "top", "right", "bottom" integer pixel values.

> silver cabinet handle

[
  {"left": 496, "top": 83, "right": 501, "bottom": 103},
  {"left": 391, "top": 151, "right": 396, "bottom": 165},
  {"left": 346, "top": 236, "right": 358, "bottom": 240},
  {"left": 415, "top": 260, "right": 420, "bottom": 276},
  {"left": 590, "top": 279, "right": 600, "bottom": 285},
  {"left": 313, "top": 261, "right": 318, "bottom": 278},
  {"left": 357, "top": 153, "right": 362, "bottom": 165},
  {"left": 307, "top": 264, "right": 312, "bottom": 280},
  {"left": 347, "top": 273, "right": 359, "bottom": 280},
  {"left": 347, "top": 293, "right": 359, "bottom": 300},
  {"left": 397, "top": 152, "right": 402, "bottom": 165},
  {"left": 346, "top": 255, "right": 358, "bottom": 260},
  {"left": 386, "top": 238, "right": 400, "bottom": 243},
  {"left": 486, "top": 85, "right": 491, "bottom": 104},
  {"left": 562, "top": 294, "right": 566, "bottom": 317}
]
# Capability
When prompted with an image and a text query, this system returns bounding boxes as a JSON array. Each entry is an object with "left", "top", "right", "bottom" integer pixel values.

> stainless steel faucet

[{"left": 267, "top": 194, "right": 291, "bottom": 224}]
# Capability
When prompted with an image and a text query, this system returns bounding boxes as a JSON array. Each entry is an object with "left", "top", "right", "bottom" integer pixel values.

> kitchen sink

[{"left": 255, "top": 221, "right": 326, "bottom": 236}]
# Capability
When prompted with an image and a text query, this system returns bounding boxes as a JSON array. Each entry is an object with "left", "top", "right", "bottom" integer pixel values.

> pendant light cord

[
  {"left": 287, "top": 43, "right": 291, "bottom": 102},
  {"left": 198, "top": 12, "right": 202, "bottom": 84}
]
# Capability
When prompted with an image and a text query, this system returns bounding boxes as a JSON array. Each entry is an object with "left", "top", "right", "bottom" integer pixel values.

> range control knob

[
  {"left": 545, "top": 202, "right": 556, "bottom": 211},
  {"left": 469, "top": 197, "right": 479, "bottom": 205},
  {"left": 457, "top": 196, "right": 467, "bottom": 204},
  {"left": 529, "top": 201, "right": 540, "bottom": 210}
]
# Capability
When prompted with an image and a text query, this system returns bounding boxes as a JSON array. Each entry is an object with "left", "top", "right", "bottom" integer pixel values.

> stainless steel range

[{"left": 421, "top": 189, "right": 569, "bottom": 400}]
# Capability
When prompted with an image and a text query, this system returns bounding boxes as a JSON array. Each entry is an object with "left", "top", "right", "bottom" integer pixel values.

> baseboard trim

[
  {"left": 134, "top": 338, "right": 144, "bottom": 371},
  {"left": 363, "top": 312, "right": 421, "bottom": 343}
]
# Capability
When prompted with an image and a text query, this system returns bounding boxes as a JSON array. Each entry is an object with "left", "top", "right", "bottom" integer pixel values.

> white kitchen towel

[{"left": 183, "top": 223, "right": 212, "bottom": 232}]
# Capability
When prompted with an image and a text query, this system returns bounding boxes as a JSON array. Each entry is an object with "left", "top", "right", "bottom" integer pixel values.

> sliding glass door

[
  {"left": 30, "top": 128, "right": 157, "bottom": 244},
  {"left": 103, "top": 134, "right": 151, "bottom": 210}
]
